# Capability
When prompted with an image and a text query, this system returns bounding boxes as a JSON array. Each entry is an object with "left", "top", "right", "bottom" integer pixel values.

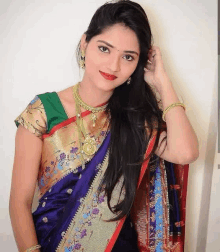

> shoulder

[
  {"left": 57, "top": 86, "right": 75, "bottom": 104},
  {"left": 14, "top": 94, "right": 49, "bottom": 139}
]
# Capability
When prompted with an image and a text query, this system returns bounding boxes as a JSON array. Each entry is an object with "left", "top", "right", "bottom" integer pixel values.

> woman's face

[{"left": 81, "top": 23, "right": 140, "bottom": 92}]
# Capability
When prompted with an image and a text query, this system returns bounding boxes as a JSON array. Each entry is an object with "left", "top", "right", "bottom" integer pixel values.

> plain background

[{"left": 0, "top": 0, "right": 218, "bottom": 251}]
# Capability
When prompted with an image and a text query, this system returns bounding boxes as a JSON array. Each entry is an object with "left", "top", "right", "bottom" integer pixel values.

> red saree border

[
  {"left": 104, "top": 216, "right": 127, "bottom": 252},
  {"left": 42, "top": 110, "right": 90, "bottom": 139},
  {"left": 137, "top": 133, "right": 157, "bottom": 189},
  {"left": 104, "top": 133, "right": 157, "bottom": 252},
  {"left": 178, "top": 163, "right": 189, "bottom": 251}
]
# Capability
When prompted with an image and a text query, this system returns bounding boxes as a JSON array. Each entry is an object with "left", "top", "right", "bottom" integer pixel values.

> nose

[{"left": 108, "top": 55, "right": 121, "bottom": 72}]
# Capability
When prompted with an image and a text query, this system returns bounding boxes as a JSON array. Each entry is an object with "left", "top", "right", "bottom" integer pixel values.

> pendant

[
  {"left": 91, "top": 113, "right": 97, "bottom": 127},
  {"left": 82, "top": 162, "right": 85, "bottom": 169},
  {"left": 82, "top": 136, "right": 97, "bottom": 155}
]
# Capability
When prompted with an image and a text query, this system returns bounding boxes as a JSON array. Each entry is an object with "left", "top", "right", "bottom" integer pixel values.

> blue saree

[{"left": 14, "top": 91, "right": 189, "bottom": 252}]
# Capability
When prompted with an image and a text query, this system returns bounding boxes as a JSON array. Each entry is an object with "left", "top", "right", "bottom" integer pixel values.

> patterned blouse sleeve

[{"left": 14, "top": 95, "right": 47, "bottom": 139}]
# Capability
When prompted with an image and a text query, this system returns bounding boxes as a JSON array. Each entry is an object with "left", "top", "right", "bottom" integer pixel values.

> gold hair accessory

[
  {"left": 79, "top": 49, "right": 85, "bottom": 69},
  {"left": 162, "top": 102, "right": 186, "bottom": 122},
  {"left": 127, "top": 77, "right": 131, "bottom": 85},
  {"left": 24, "top": 244, "right": 41, "bottom": 252}
]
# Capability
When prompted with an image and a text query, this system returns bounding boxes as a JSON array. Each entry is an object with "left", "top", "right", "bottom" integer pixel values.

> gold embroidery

[
  {"left": 15, "top": 96, "right": 47, "bottom": 139},
  {"left": 37, "top": 110, "right": 110, "bottom": 200},
  {"left": 55, "top": 150, "right": 125, "bottom": 252}
]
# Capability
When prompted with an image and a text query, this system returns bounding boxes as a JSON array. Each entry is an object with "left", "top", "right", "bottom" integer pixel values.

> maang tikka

[{"left": 79, "top": 49, "right": 85, "bottom": 69}]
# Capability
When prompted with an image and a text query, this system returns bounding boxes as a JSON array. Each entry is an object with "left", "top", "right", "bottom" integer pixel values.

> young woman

[{"left": 9, "top": 0, "right": 199, "bottom": 251}]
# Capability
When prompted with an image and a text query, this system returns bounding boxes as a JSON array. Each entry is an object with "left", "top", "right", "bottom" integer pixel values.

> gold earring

[
  {"left": 79, "top": 49, "right": 85, "bottom": 69},
  {"left": 127, "top": 77, "right": 131, "bottom": 85}
]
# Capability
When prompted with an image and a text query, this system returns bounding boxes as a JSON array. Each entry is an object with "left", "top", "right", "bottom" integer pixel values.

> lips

[{"left": 99, "top": 71, "right": 117, "bottom": 80}]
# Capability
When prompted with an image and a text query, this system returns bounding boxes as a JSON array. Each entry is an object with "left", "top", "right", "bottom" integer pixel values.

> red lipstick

[{"left": 99, "top": 71, "right": 117, "bottom": 80}]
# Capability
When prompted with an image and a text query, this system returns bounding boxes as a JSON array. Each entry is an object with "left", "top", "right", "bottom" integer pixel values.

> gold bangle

[
  {"left": 162, "top": 102, "right": 186, "bottom": 122},
  {"left": 24, "top": 244, "right": 41, "bottom": 252}
]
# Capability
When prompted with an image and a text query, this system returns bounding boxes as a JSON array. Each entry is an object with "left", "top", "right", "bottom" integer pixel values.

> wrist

[{"left": 157, "top": 79, "right": 181, "bottom": 111}]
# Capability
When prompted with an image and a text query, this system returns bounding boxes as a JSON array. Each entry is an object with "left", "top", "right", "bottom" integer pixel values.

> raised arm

[{"left": 145, "top": 46, "right": 199, "bottom": 165}]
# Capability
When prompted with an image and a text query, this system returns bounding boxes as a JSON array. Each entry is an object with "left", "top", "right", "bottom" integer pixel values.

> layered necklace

[{"left": 73, "top": 82, "right": 109, "bottom": 169}]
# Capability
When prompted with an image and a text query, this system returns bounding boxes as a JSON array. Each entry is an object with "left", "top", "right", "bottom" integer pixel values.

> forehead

[{"left": 93, "top": 23, "right": 140, "bottom": 52}]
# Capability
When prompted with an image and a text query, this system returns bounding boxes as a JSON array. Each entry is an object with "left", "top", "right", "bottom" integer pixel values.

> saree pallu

[{"left": 14, "top": 91, "right": 189, "bottom": 252}]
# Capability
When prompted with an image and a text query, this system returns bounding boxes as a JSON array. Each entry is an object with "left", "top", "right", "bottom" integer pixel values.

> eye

[
  {"left": 123, "top": 55, "right": 134, "bottom": 61},
  {"left": 98, "top": 45, "right": 135, "bottom": 62},
  {"left": 98, "top": 46, "right": 109, "bottom": 53}
]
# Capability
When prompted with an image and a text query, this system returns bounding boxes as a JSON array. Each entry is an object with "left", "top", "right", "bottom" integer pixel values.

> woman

[{"left": 9, "top": 0, "right": 199, "bottom": 251}]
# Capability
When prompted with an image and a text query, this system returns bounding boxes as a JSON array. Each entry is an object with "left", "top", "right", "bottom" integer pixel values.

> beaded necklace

[{"left": 73, "top": 82, "right": 109, "bottom": 168}]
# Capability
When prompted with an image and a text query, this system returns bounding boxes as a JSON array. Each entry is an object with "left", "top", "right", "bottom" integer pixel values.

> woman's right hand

[{"left": 9, "top": 125, "right": 43, "bottom": 252}]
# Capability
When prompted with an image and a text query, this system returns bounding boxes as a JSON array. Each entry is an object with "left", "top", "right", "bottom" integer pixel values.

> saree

[{"left": 14, "top": 91, "right": 189, "bottom": 252}]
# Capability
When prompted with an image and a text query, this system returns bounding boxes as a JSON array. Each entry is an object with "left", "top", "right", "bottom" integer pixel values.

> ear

[{"left": 80, "top": 33, "right": 88, "bottom": 52}]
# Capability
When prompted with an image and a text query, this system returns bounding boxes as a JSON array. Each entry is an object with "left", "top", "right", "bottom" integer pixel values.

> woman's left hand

[{"left": 144, "top": 45, "right": 170, "bottom": 93}]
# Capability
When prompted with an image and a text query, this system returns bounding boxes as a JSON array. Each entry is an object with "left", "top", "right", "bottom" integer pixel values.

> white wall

[{"left": 0, "top": 0, "right": 218, "bottom": 251}]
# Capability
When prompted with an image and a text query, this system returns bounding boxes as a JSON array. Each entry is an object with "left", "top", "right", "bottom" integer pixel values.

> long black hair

[{"left": 75, "top": 0, "right": 167, "bottom": 221}]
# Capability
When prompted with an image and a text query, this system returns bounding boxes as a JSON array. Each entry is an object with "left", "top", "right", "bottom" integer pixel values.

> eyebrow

[{"left": 97, "top": 40, "right": 139, "bottom": 56}]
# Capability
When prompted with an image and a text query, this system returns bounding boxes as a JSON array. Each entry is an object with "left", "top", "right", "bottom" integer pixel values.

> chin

[
  {"left": 92, "top": 78, "right": 117, "bottom": 92},
  {"left": 98, "top": 83, "right": 116, "bottom": 92}
]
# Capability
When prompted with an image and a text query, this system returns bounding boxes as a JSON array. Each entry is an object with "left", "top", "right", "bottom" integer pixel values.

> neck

[{"left": 77, "top": 75, "right": 113, "bottom": 107}]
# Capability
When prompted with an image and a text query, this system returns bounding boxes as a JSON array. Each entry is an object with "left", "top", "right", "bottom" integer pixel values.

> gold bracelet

[
  {"left": 24, "top": 244, "right": 41, "bottom": 252},
  {"left": 162, "top": 102, "right": 186, "bottom": 122}
]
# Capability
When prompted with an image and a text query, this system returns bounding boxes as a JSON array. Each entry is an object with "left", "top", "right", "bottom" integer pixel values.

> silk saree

[{"left": 14, "top": 91, "right": 189, "bottom": 252}]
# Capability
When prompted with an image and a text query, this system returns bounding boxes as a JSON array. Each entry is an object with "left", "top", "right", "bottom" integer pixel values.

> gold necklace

[
  {"left": 75, "top": 102, "right": 109, "bottom": 168},
  {"left": 76, "top": 102, "right": 107, "bottom": 154},
  {"left": 73, "top": 82, "right": 108, "bottom": 127},
  {"left": 73, "top": 83, "right": 110, "bottom": 168}
]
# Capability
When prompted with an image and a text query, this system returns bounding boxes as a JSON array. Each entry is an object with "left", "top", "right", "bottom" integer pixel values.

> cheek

[
  {"left": 123, "top": 62, "right": 138, "bottom": 76},
  {"left": 86, "top": 51, "right": 103, "bottom": 69},
  {"left": 84, "top": 54, "right": 101, "bottom": 78},
  {"left": 130, "top": 61, "right": 139, "bottom": 74}
]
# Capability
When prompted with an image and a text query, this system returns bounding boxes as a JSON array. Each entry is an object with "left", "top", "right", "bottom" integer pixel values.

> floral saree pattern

[{"left": 14, "top": 91, "right": 189, "bottom": 251}]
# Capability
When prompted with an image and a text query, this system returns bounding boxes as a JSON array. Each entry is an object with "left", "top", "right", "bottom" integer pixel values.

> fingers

[
  {"left": 145, "top": 46, "right": 161, "bottom": 68},
  {"left": 148, "top": 52, "right": 156, "bottom": 63},
  {"left": 149, "top": 55, "right": 155, "bottom": 63},
  {"left": 145, "top": 60, "right": 154, "bottom": 71},
  {"left": 150, "top": 45, "right": 160, "bottom": 52},
  {"left": 148, "top": 46, "right": 161, "bottom": 60}
]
